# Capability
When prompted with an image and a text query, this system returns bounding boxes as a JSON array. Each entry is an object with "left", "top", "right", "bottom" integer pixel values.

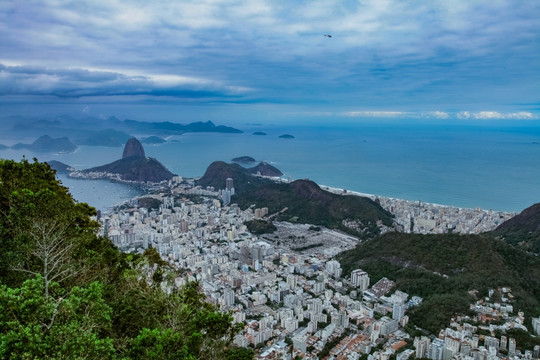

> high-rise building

[
  {"left": 351, "top": 269, "right": 370, "bottom": 291},
  {"left": 223, "top": 288, "right": 235, "bottom": 307},
  {"left": 392, "top": 303, "right": 406, "bottom": 322},
  {"left": 484, "top": 336, "right": 499, "bottom": 353},
  {"left": 326, "top": 260, "right": 342, "bottom": 278},
  {"left": 500, "top": 336, "right": 507, "bottom": 351},
  {"left": 428, "top": 338, "right": 445, "bottom": 360},
  {"left": 532, "top": 345, "right": 539, "bottom": 359},
  {"left": 287, "top": 274, "right": 297, "bottom": 289},
  {"left": 508, "top": 338, "right": 517, "bottom": 356},
  {"left": 226, "top": 178, "right": 234, "bottom": 190},
  {"left": 293, "top": 333, "right": 308, "bottom": 354},
  {"left": 414, "top": 336, "right": 431, "bottom": 359},
  {"left": 533, "top": 317, "right": 540, "bottom": 335}
]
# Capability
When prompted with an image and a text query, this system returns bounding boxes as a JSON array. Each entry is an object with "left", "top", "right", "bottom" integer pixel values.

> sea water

[{"left": 1, "top": 120, "right": 540, "bottom": 213}]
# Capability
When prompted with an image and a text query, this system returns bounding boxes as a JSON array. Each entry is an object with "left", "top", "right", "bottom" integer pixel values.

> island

[
  {"left": 278, "top": 134, "right": 295, "bottom": 139},
  {"left": 141, "top": 136, "right": 166, "bottom": 144},
  {"left": 11, "top": 135, "right": 78, "bottom": 153},
  {"left": 246, "top": 161, "right": 283, "bottom": 177},
  {"left": 253, "top": 131, "right": 267, "bottom": 136},
  {"left": 232, "top": 156, "right": 257, "bottom": 164}
]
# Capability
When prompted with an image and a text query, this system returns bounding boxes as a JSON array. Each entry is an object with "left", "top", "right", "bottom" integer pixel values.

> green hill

[
  {"left": 337, "top": 232, "right": 540, "bottom": 333},
  {"left": 197, "top": 161, "right": 394, "bottom": 238},
  {"left": 196, "top": 161, "right": 272, "bottom": 192},
  {"left": 491, "top": 202, "right": 540, "bottom": 253},
  {"left": 0, "top": 159, "right": 251, "bottom": 360}
]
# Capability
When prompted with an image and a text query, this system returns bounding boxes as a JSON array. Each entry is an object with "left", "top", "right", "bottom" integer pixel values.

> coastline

[
  {"left": 320, "top": 184, "right": 516, "bottom": 234},
  {"left": 63, "top": 167, "right": 517, "bottom": 235}
]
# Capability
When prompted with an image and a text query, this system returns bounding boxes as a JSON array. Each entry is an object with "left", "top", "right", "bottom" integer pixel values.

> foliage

[
  {"left": 0, "top": 158, "right": 98, "bottom": 287},
  {"left": 244, "top": 219, "right": 277, "bottom": 234},
  {"left": 0, "top": 159, "right": 252, "bottom": 359},
  {"left": 235, "top": 179, "right": 393, "bottom": 239},
  {"left": 137, "top": 197, "right": 163, "bottom": 210},
  {"left": 490, "top": 202, "right": 540, "bottom": 254},
  {"left": 337, "top": 232, "right": 540, "bottom": 333},
  {"left": 197, "top": 162, "right": 393, "bottom": 239},
  {"left": 292, "top": 243, "right": 324, "bottom": 251},
  {"left": 0, "top": 276, "right": 116, "bottom": 359}
]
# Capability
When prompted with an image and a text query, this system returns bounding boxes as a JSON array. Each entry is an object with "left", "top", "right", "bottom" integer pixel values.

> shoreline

[
  {"left": 64, "top": 169, "right": 518, "bottom": 235},
  {"left": 319, "top": 184, "right": 516, "bottom": 234},
  {"left": 319, "top": 184, "right": 506, "bottom": 212}
]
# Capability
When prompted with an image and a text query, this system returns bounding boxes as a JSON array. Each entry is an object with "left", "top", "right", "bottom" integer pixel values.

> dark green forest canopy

[
  {"left": 338, "top": 232, "right": 540, "bottom": 334},
  {"left": 0, "top": 159, "right": 252, "bottom": 360},
  {"left": 197, "top": 161, "right": 394, "bottom": 238}
]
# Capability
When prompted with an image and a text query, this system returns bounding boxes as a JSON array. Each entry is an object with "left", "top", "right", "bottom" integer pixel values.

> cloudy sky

[{"left": 1, "top": 0, "right": 539, "bottom": 122}]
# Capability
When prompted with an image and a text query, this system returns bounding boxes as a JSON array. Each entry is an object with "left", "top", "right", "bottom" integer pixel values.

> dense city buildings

[{"left": 99, "top": 178, "right": 535, "bottom": 360}]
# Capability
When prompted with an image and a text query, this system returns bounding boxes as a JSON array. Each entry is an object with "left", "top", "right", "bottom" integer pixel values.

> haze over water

[{"left": 2, "top": 120, "right": 539, "bottom": 213}]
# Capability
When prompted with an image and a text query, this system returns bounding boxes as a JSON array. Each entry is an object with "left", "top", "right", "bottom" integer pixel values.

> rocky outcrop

[
  {"left": 122, "top": 138, "right": 146, "bottom": 159},
  {"left": 80, "top": 138, "right": 174, "bottom": 183}
]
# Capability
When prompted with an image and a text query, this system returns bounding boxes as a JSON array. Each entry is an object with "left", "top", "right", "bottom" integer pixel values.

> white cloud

[
  {"left": 340, "top": 110, "right": 538, "bottom": 120},
  {"left": 424, "top": 111, "right": 450, "bottom": 119},
  {"left": 458, "top": 111, "right": 537, "bottom": 120},
  {"left": 342, "top": 111, "right": 410, "bottom": 118}
]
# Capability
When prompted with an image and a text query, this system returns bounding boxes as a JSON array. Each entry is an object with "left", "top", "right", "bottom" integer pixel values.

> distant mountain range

[{"left": 0, "top": 115, "right": 242, "bottom": 148}]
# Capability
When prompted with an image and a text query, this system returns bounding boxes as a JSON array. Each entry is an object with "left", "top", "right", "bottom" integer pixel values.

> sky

[{"left": 0, "top": 0, "right": 539, "bottom": 123}]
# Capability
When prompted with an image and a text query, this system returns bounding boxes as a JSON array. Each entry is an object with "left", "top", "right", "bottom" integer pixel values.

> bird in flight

[{"left": 324, "top": 34, "right": 332, "bottom": 38}]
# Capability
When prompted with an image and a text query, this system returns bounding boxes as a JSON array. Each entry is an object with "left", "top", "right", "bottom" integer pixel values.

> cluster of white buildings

[
  {"left": 98, "top": 179, "right": 537, "bottom": 360},
  {"left": 322, "top": 187, "right": 516, "bottom": 234}
]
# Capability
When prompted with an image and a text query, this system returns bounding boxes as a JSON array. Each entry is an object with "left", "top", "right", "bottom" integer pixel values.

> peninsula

[{"left": 70, "top": 137, "right": 175, "bottom": 183}]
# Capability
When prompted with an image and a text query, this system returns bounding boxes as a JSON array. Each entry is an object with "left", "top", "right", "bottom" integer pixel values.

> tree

[
  {"left": 0, "top": 159, "right": 253, "bottom": 359},
  {"left": 11, "top": 219, "right": 78, "bottom": 298},
  {"left": 0, "top": 276, "right": 116, "bottom": 359}
]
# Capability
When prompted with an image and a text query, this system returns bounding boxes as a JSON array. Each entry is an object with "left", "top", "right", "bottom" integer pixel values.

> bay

[{"left": 1, "top": 120, "right": 540, "bottom": 213}]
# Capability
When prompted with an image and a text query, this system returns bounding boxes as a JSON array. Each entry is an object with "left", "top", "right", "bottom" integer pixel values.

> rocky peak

[{"left": 122, "top": 137, "right": 145, "bottom": 159}]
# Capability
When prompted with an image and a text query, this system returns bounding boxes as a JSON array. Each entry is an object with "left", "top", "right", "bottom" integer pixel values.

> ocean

[{"left": 1, "top": 120, "right": 540, "bottom": 213}]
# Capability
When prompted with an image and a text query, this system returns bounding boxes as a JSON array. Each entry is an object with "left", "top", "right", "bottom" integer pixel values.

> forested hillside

[
  {"left": 338, "top": 232, "right": 540, "bottom": 334},
  {"left": 197, "top": 161, "right": 394, "bottom": 238},
  {"left": 0, "top": 159, "right": 252, "bottom": 360}
]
